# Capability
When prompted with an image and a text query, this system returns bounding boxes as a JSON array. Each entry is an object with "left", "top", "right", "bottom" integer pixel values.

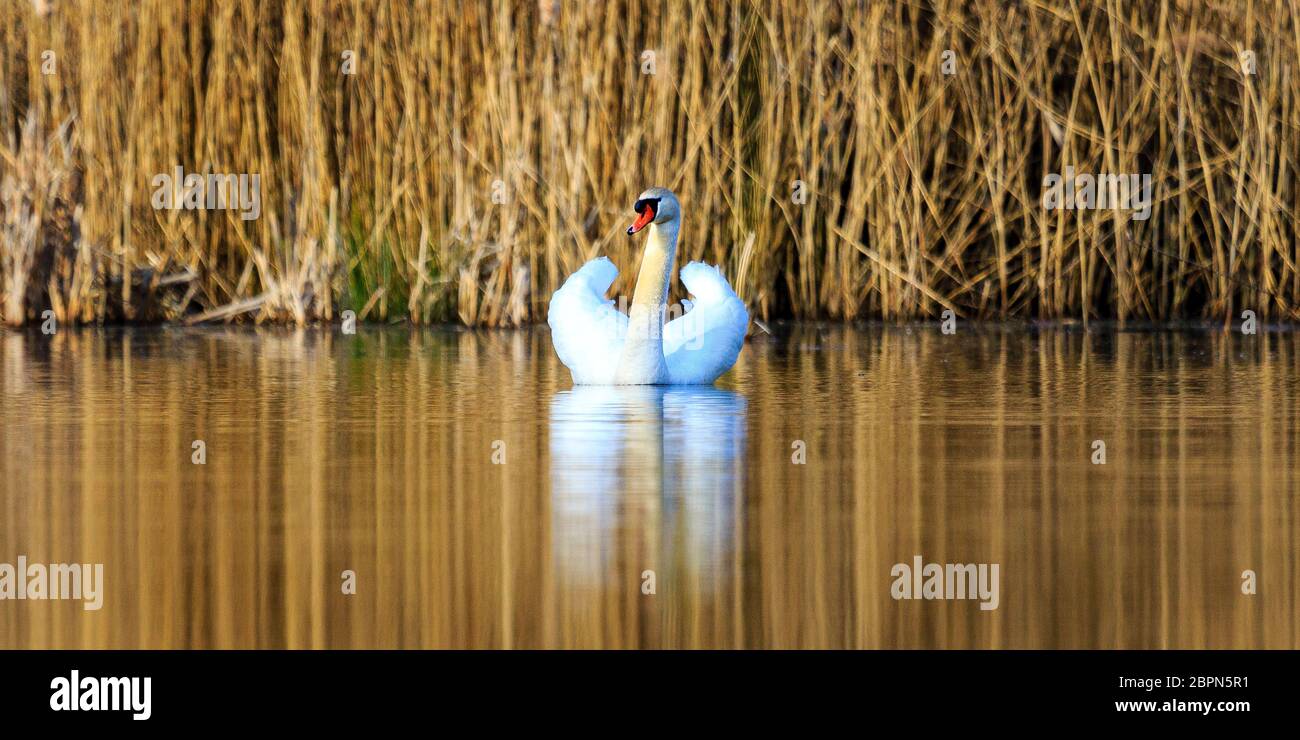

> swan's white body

[
  {"left": 548, "top": 188, "right": 748, "bottom": 385},
  {"left": 548, "top": 257, "right": 748, "bottom": 384}
]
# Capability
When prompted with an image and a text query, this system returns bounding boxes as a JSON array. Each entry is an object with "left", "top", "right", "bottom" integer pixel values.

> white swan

[{"left": 547, "top": 187, "right": 749, "bottom": 385}]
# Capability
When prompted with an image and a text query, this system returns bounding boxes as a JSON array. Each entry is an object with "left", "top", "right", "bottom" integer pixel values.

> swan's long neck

[
  {"left": 630, "top": 220, "right": 679, "bottom": 312},
  {"left": 617, "top": 220, "right": 678, "bottom": 383}
]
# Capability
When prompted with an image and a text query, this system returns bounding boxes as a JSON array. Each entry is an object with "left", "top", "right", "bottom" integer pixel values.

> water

[{"left": 1, "top": 325, "right": 1296, "bottom": 648}]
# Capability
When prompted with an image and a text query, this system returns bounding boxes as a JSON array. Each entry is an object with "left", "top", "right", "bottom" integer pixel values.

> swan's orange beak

[{"left": 627, "top": 204, "right": 655, "bottom": 235}]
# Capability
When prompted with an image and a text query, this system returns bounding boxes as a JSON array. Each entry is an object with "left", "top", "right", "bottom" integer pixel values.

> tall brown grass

[{"left": 1, "top": 0, "right": 1297, "bottom": 326}]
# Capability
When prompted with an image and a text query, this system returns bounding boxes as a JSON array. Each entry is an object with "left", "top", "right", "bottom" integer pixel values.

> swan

[{"left": 547, "top": 187, "right": 749, "bottom": 385}]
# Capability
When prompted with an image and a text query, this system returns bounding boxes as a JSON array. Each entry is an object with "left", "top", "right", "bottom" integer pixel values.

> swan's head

[{"left": 626, "top": 187, "right": 681, "bottom": 235}]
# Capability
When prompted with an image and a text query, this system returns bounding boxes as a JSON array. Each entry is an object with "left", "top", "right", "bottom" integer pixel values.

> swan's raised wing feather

[
  {"left": 547, "top": 257, "right": 628, "bottom": 384},
  {"left": 664, "top": 262, "right": 748, "bottom": 384}
]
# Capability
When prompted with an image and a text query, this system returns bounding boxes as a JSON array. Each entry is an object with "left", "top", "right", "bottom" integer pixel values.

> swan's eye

[{"left": 632, "top": 197, "right": 660, "bottom": 217}]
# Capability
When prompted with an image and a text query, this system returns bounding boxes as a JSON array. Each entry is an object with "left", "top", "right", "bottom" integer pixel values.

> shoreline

[{"left": 1, "top": 318, "right": 1291, "bottom": 334}]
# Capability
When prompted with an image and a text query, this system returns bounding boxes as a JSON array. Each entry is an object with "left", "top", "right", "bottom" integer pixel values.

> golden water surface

[{"left": 0, "top": 325, "right": 1296, "bottom": 648}]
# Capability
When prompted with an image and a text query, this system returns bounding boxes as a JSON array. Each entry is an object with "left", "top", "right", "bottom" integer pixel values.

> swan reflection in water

[{"left": 548, "top": 386, "right": 747, "bottom": 589}]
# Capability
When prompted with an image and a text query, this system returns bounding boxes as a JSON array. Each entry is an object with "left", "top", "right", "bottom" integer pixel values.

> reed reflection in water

[{"left": 0, "top": 325, "right": 1295, "bottom": 648}]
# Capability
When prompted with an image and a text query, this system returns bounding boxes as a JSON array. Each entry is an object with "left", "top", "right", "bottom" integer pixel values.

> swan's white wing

[
  {"left": 664, "top": 262, "right": 748, "bottom": 384},
  {"left": 547, "top": 257, "right": 627, "bottom": 384}
]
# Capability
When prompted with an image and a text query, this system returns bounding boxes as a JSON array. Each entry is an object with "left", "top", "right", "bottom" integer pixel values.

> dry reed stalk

[{"left": 0, "top": 111, "right": 73, "bottom": 326}]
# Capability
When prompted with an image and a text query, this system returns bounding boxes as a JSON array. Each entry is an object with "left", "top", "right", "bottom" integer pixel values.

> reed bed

[{"left": 1, "top": 0, "right": 1297, "bottom": 326}]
